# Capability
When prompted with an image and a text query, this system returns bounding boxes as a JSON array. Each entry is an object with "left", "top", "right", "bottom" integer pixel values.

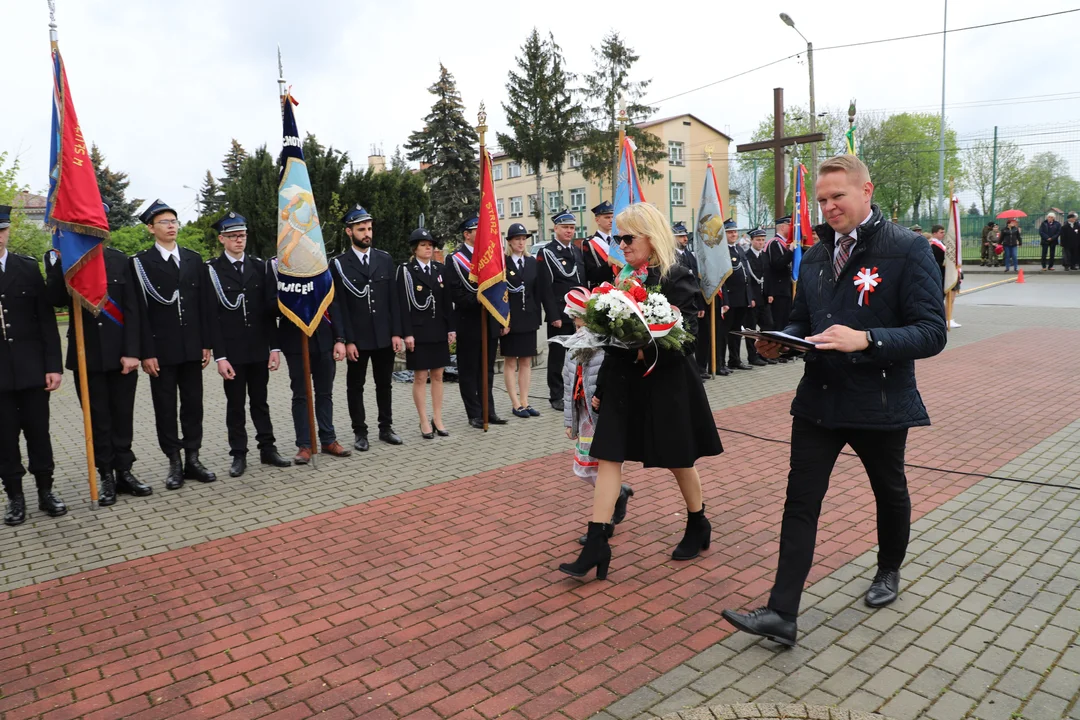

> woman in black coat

[
  {"left": 559, "top": 202, "right": 723, "bottom": 581},
  {"left": 501, "top": 223, "right": 542, "bottom": 418},
  {"left": 397, "top": 228, "right": 456, "bottom": 439}
]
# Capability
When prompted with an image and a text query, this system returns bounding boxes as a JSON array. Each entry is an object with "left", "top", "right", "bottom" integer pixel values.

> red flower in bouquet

[
  {"left": 595, "top": 284, "right": 614, "bottom": 295},
  {"left": 628, "top": 284, "right": 648, "bottom": 302}
]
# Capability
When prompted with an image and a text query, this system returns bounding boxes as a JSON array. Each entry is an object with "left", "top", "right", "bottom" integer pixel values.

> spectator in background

[
  {"left": 999, "top": 218, "right": 1022, "bottom": 273},
  {"left": 1060, "top": 212, "right": 1080, "bottom": 271},
  {"left": 980, "top": 222, "right": 995, "bottom": 267},
  {"left": 1038, "top": 212, "right": 1061, "bottom": 271}
]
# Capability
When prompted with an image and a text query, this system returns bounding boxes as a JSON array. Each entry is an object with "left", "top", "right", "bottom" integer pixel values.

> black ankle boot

[
  {"left": 37, "top": 487, "right": 68, "bottom": 518},
  {"left": 183, "top": 450, "right": 217, "bottom": 483},
  {"left": 559, "top": 522, "right": 612, "bottom": 580},
  {"left": 612, "top": 484, "right": 634, "bottom": 525},
  {"left": 578, "top": 522, "right": 615, "bottom": 545},
  {"left": 4, "top": 493, "right": 26, "bottom": 526},
  {"left": 98, "top": 469, "right": 117, "bottom": 507},
  {"left": 672, "top": 505, "right": 711, "bottom": 560},
  {"left": 165, "top": 453, "right": 185, "bottom": 490}
]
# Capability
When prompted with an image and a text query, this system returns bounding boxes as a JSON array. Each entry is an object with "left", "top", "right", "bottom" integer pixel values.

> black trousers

[
  {"left": 457, "top": 330, "right": 498, "bottom": 421},
  {"left": 546, "top": 321, "right": 573, "bottom": 404},
  {"left": 223, "top": 361, "right": 276, "bottom": 456},
  {"left": 285, "top": 351, "right": 337, "bottom": 449},
  {"left": 768, "top": 416, "right": 911, "bottom": 616},
  {"left": 744, "top": 304, "right": 774, "bottom": 361},
  {"left": 1041, "top": 243, "right": 1057, "bottom": 268},
  {"left": 346, "top": 347, "right": 395, "bottom": 436},
  {"left": 770, "top": 295, "right": 792, "bottom": 332},
  {"left": 0, "top": 388, "right": 54, "bottom": 494},
  {"left": 148, "top": 361, "right": 204, "bottom": 456},
  {"left": 720, "top": 306, "right": 747, "bottom": 367},
  {"left": 74, "top": 368, "right": 138, "bottom": 471}
]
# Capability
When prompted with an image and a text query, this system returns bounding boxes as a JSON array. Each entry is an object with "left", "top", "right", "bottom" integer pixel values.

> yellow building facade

[{"left": 489, "top": 113, "right": 732, "bottom": 240}]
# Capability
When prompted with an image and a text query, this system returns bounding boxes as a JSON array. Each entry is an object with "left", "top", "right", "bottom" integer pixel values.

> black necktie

[
  {"left": 170, "top": 254, "right": 179, "bottom": 268},
  {"left": 425, "top": 264, "right": 431, "bottom": 276},
  {"left": 234, "top": 260, "right": 243, "bottom": 275},
  {"left": 362, "top": 254, "right": 369, "bottom": 267},
  {"left": 518, "top": 258, "right": 524, "bottom": 272}
]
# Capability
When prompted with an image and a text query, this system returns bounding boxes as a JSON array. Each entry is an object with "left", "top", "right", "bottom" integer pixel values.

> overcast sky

[{"left": 5, "top": 0, "right": 1078, "bottom": 220}]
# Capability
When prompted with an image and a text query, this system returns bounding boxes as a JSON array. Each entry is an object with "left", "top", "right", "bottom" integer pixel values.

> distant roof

[
  {"left": 634, "top": 113, "right": 734, "bottom": 142},
  {"left": 15, "top": 191, "right": 47, "bottom": 210}
]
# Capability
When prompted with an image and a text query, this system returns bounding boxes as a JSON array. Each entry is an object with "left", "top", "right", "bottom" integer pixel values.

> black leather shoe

[
  {"left": 116, "top": 469, "right": 153, "bottom": 496},
  {"left": 183, "top": 451, "right": 217, "bottom": 483},
  {"left": 699, "top": 371, "right": 713, "bottom": 380},
  {"left": 488, "top": 415, "right": 508, "bottom": 425},
  {"left": 354, "top": 435, "right": 370, "bottom": 452},
  {"left": 229, "top": 456, "right": 247, "bottom": 478},
  {"left": 468, "top": 418, "right": 485, "bottom": 429},
  {"left": 765, "top": 358, "right": 779, "bottom": 365},
  {"left": 549, "top": 400, "right": 561, "bottom": 411},
  {"left": 98, "top": 469, "right": 117, "bottom": 507},
  {"left": 165, "top": 454, "right": 185, "bottom": 490},
  {"left": 715, "top": 366, "right": 731, "bottom": 376},
  {"left": 38, "top": 490, "right": 68, "bottom": 517},
  {"left": 865, "top": 569, "right": 900, "bottom": 608},
  {"left": 749, "top": 358, "right": 768, "bottom": 366},
  {"left": 4, "top": 494, "right": 26, "bottom": 526},
  {"left": 612, "top": 484, "right": 634, "bottom": 525},
  {"left": 729, "top": 362, "right": 752, "bottom": 370},
  {"left": 379, "top": 430, "right": 403, "bottom": 445},
  {"left": 721, "top": 607, "right": 797, "bottom": 647},
  {"left": 259, "top": 449, "right": 291, "bottom": 468}
]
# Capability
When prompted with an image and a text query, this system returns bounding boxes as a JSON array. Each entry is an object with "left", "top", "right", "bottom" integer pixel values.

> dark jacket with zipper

[
  {"left": 999, "top": 226, "right": 1021, "bottom": 248},
  {"left": 784, "top": 204, "right": 947, "bottom": 430}
]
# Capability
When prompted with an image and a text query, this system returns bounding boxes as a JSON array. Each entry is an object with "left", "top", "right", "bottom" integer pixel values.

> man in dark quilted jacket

[{"left": 722, "top": 154, "right": 947, "bottom": 646}]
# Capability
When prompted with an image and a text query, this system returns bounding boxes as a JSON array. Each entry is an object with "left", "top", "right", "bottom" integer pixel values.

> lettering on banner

[{"left": 278, "top": 279, "right": 316, "bottom": 295}]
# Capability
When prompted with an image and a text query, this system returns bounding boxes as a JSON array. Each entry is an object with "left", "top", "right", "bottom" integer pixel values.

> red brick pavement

[{"left": 2, "top": 328, "right": 1077, "bottom": 720}]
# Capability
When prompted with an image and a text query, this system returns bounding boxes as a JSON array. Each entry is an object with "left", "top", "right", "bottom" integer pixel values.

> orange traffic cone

[{"left": 1017, "top": 267, "right": 1025, "bottom": 284}]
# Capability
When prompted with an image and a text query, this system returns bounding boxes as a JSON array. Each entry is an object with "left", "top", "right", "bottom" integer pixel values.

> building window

[
  {"left": 548, "top": 191, "right": 563, "bottom": 213},
  {"left": 496, "top": 199, "right": 505, "bottom": 218},
  {"left": 569, "top": 187, "right": 587, "bottom": 211},
  {"left": 510, "top": 196, "right": 523, "bottom": 217},
  {"left": 528, "top": 194, "right": 538, "bottom": 214},
  {"left": 508, "top": 161, "right": 521, "bottom": 178},
  {"left": 671, "top": 182, "right": 686, "bottom": 207},
  {"left": 569, "top": 150, "right": 583, "bottom": 169},
  {"left": 525, "top": 162, "right": 536, "bottom": 176},
  {"left": 669, "top": 141, "right": 685, "bottom": 166},
  {"left": 492, "top": 164, "right": 503, "bottom": 181}
]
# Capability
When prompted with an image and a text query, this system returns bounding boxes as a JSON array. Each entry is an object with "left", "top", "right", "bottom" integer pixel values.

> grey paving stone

[
  {"left": 650, "top": 665, "right": 705, "bottom": 696},
  {"left": 645, "top": 689, "right": 708, "bottom": 718},
  {"left": 807, "top": 646, "right": 855, "bottom": 676},
  {"left": 930, "top": 644, "right": 977, "bottom": 674},
  {"left": 877, "top": 689, "right": 931, "bottom": 720},
  {"left": 690, "top": 666, "right": 743, "bottom": 698},
  {"left": 818, "top": 666, "right": 870, "bottom": 699},
  {"left": 1019, "top": 691, "right": 1071, "bottom": 720},
  {"left": 860, "top": 666, "right": 910, "bottom": 698},
  {"left": 773, "top": 666, "right": 826, "bottom": 699},
  {"left": 970, "top": 690, "right": 1022, "bottom": 720},
  {"left": 926, "top": 691, "right": 977, "bottom": 720},
  {"left": 1015, "top": 645, "right": 1060, "bottom": 675},
  {"left": 609, "top": 687, "right": 666, "bottom": 719},
  {"left": 906, "top": 667, "right": 955, "bottom": 699},
  {"left": 952, "top": 666, "right": 998, "bottom": 699},
  {"left": 687, "top": 645, "right": 737, "bottom": 673},
  {"left": 1040, "top": 666, "right": 1080, "bottom": 701},
  {"left": 737, "top": 666, "right": 785, "bottom": 697},
  {"left": 992, "top": 666, "right": 1041, "bottom": 700}
]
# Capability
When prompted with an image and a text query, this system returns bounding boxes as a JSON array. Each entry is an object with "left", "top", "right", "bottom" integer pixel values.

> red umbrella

[{"left": 996, "top": 209, "right": 1027, "bottom": 219}]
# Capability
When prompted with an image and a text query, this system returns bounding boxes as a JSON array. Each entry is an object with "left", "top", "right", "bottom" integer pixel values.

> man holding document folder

[{"left": 722, "top": 154, "right": 947, "bottom": 646}]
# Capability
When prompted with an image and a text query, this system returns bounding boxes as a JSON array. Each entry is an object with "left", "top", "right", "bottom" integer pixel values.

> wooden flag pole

[
  {"left": 477, "top": 105, "right": 491, "bottom": 432},
  {"left": 301, "top": 335, "right": 318, "bottom": 455},
  {"left": 72, "top": 307, "right": 99, "bottom": 507},
  {"left": 615, "top": 96, "right": 627, "bottom": 204},
  {"left": 710, "top": 300, "right": 717, "bottom": 375}
]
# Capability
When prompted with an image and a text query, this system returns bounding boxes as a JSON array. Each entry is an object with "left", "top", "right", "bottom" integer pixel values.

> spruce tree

[
  {"left": 578, "top": 31, "right": 666, "bottom": 197},
  {"left": 301, "top": 132, "right": 349, "bottom": 228},
  {"left": 198, "top": 170, "right": 224, "bottom": 216},
  {"left": 90, "top": 144, "right": 141, "bottom": 229},
  {"left": 405, "top": 64, "right": 479, "bottom": 243},
  {"left": 219, "top": 139, "right": 249, "bottom": 191},
  {"left": 497, "top": 29, "right": 552, "bottom": 223},
  {"left": 544, "top": 32, "right": 584, "bottom": 199},
  {"left": 223, "top": 146, "right": 277, "bottom": 259}
]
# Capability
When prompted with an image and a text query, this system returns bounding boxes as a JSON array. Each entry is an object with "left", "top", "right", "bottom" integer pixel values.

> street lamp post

[{"left": 780, "top": 12, "right": 817, "bottom": 223}]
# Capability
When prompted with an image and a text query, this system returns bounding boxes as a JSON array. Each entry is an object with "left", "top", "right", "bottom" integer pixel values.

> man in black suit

[
  {"left": 582, "top": 201, "right": 615, "bottom": 288},
  {"left": 131, "top": 200, "right": 216, "bottom": 490},
  {"left": 330, "top": 205, "right": 403, "bottom": 451},
  {"left": 538, "top": 209, "right": 586, "bottom": 410},
  {"left": 720, "top": 225, "right": 752, "bottom": 371},
  {"left": 447, "top": 215, "right": 507, "bottom": 429},
  {"left": 767, "top": 215, "right": 794, "bottom": 335},
  {"left": 674, "top": 222, "right": 709, "bottom": 378},
  {"left": 45, "top": 204, "right": 152, "bottom": 506},
  {"left": 743, "top": 229, "right": 775, "bottom": 366},
  {"left": 0, "top": 205, "right": 67, "bottom": 526},
  {"left": 203, "top": 211, "right": 291, "bottom": 477}
]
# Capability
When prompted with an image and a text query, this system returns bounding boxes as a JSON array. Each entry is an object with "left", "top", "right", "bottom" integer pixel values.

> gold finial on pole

[
  {"left": 47, "top": 0, "right": 59, "bottom": 46},
  {"left": 477, "top": 103, "right": 488, "bottom": 147},
  {"left": 705, "top": 144, "right": 715, "bottom": 162}
]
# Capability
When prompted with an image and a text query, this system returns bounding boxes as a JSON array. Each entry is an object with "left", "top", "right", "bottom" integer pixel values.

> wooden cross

[{"left": 737, "top": 87, "right": 825, "bottom": 223}]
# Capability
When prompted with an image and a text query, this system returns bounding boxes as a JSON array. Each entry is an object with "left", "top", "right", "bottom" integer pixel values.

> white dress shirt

[
  {"left": 351, "top": 246, "right": 371, "bottom": 264},
  {"left": 0, "top": 250, "right": 8, "bottom": 272},
  {"left": 832, "top": 209, "right": 876, "bottom": 265},
  {"left": 156, "top": 243, "right": 181, "bottom": 265}
]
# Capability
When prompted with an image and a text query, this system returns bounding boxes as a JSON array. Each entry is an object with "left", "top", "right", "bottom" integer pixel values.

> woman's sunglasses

[{"left": 613, "top": 234, "right": 636, "bottom": 246}]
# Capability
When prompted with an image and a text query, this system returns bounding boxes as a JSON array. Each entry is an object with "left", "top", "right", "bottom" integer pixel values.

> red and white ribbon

[
  {"left": 593, "top": 284, "right": 683, "bottom": 376},
  {"left": 854, "top": 267, "right": 880, "bottom": 306},
  {"left": 564, "top": 286, "right": 591, "bottom": 317}
]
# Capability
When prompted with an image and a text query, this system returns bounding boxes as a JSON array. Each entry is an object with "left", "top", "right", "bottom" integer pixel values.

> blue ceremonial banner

[
  {"left": 277, "top": 91, "right": 334, "bottom": 336},
  {"left": 609, "top": 136, "right": 645, "bottom": 268}
]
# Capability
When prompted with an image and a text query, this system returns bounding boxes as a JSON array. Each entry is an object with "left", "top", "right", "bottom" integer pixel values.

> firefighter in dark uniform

[
  {"left": 743, "top": 228, "right": 775, "bottom": 366},
  {"left": 131, "top": 200, "right": 216, "bottom": 490},
  {"left": 446, "top": 215, "right": 506, "bottom": 428},
  {"left": 721, "top": 222, "right": 753, "bottom": 371},
  {"left": 0, "top": 205, "right": 67, "bottom": 526},
  {"left": 45, "top": 204, "right": 152, "bottom": 506},
  {"left": 766, "top": 215, "right": 794, "bottom": 339},
  {"left": 582, "top": 201, "right": 615, "bottom": 288},
  {"left": 330, "top": 205, "right": 403, "bottom": 451},
  {"left": 674, "top": 221, "right": 708, "bottom": 378},
  {"left": 203, "top": 211, "right": 291, "bottom": 478},
  {"left": 538, "top": 209, "right": 586, "bottom": 410}
]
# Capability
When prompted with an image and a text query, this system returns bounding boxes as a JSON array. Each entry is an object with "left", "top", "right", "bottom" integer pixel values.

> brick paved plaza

[{"left": 1, "top": 274, "right": 1078, "bottom": 720}]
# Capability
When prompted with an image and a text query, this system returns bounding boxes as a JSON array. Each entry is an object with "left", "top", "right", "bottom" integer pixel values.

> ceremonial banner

[
  {"left": 609, "top": 136, "right": 646, "bottom": 268},
  {"left": 943, "top": 194, "right": 961, "bottom": 293},
  {"left": 845, "top": 125, "right": 858, "bottom": 156},
  {"left": 277, "top": 91, "right": 334, "bottom": 335},
  {"left": 693, "top": 158, "right": 732, "bottom": 302},
  {"left": 791, "top": 163, "right": 813, "bottom": 281},
  {"left": 470, "top": 150, "right": 509, "bottom": 326},
  {"left": 47, "top": 41, "right": 108, "bottom": 312}
]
